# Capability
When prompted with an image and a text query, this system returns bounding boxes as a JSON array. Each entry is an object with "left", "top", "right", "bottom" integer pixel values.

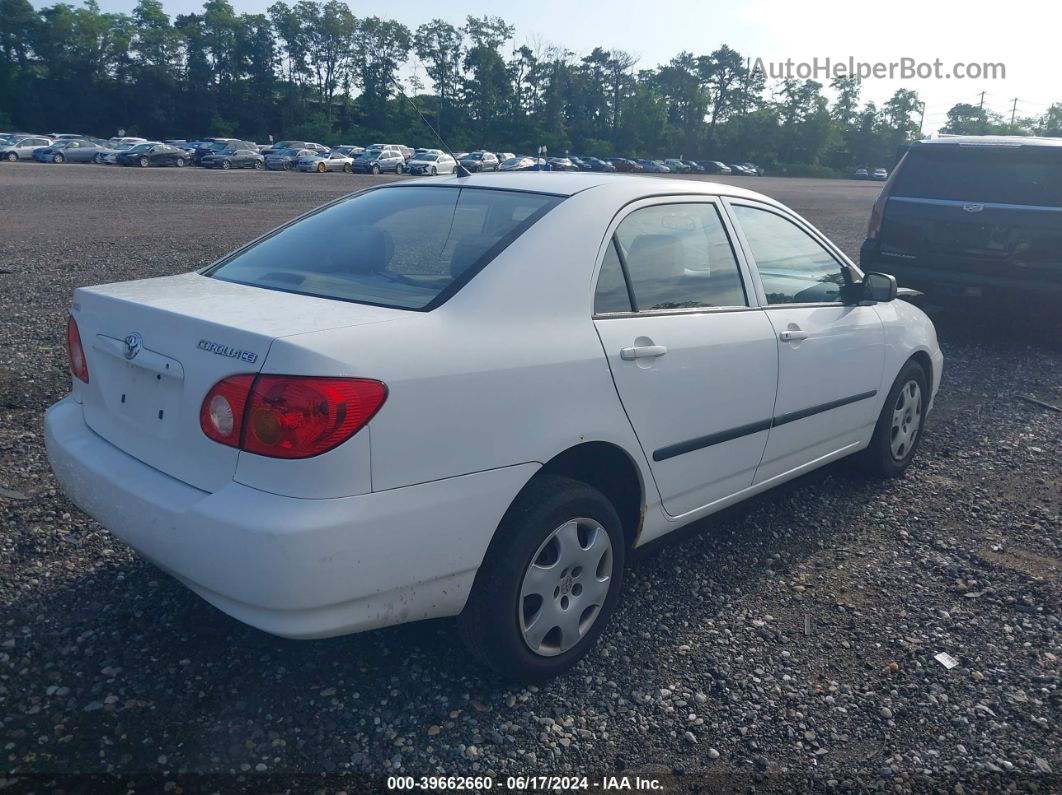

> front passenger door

[{"left": 728, "top": 201, "right": 885, "bottom": 482}]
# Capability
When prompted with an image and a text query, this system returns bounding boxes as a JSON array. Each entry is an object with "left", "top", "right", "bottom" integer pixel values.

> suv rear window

[
  {"left": 893, "top": 145, "right": 1062, "bottom": 207},
  {"left": 206, "top": 186, "right": 562, "bottom": 310}
]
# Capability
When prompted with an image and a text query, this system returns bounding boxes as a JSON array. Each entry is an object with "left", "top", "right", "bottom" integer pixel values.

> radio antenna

[{"left": 389, "top": 75, "right": 471, "bottom": 178}]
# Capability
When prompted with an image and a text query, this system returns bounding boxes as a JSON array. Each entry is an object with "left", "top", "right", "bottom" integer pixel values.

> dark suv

[{"left": 860, "top": 135, "right": 1062, "bottom": 303}]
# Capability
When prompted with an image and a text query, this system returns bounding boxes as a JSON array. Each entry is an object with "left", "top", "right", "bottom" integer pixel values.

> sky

[{"left": 80, "top": 0, "right": 1059, "bottom": 131}]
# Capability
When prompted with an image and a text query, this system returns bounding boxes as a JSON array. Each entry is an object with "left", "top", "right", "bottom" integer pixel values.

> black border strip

[{"left": 651, "top": 390, "right": 878, "bottom": 462}]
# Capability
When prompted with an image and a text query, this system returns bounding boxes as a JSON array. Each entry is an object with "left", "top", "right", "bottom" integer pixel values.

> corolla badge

[
  {"left": 962, "top": 203, "right": 985, "bottom": 213},
  {"left": 123, "top": 332, "right": 143, "bottom": 360}
]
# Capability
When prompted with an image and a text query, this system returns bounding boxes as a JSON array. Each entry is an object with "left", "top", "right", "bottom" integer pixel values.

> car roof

[
  {"left": 381, "top": 171, "right": 781, "bottom": 204},
  {"left": 915, "top": 134, "right": 1062, "bottom": 149}
]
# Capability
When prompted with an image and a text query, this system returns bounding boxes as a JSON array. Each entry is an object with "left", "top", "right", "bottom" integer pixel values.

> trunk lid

[
  {"left": 879, "top": 142, "right": 1062, "bottom": 286},
  {"left": 73, "top": 272, "right": 404, "bottom": 492}
]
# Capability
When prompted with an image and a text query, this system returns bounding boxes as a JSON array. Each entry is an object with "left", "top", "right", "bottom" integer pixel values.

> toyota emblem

[{"left": 124, "top": 332, "right": 143, "bottom": 360}]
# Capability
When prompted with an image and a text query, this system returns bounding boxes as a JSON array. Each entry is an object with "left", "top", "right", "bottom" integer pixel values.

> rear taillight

[
  {"left": 66, "top": 315, "right": 89, "bottom": 383},
  {"left": 867, "top": 153, "right": 905, "bottom": 240},
  {"left": 200, "top": 375, "right": 387, "bottom": 459}
]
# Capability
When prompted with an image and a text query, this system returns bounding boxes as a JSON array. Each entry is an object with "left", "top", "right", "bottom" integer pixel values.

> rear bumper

[
  {"left": 861, "top": 240, "right": 1062, "bottom": 298},
  {"left": 44, "top": 397, "right": 537, "bottom": 639}
]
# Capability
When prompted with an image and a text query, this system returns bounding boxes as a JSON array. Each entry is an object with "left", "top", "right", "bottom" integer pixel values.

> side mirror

[{"left": 841, "top": 272, "right": 897, "bottom": 305}]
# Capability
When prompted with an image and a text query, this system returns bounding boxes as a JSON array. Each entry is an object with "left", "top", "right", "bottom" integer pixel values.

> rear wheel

[
  {"left": 53, "top": 153, "right": 64, "bottom": 164},
  {"left": 138, "top": 157, "right": 149, "bottom": 168},
  {"left": 221, "top": 160, "right": 230, "bottom": 170},
  {"left": 283, "top": 161, "right": 293, "bottom": 171},
  {"left": 5, "top": 152, "right": 16, "bottom": 162},
  {"left": 430, "top": 165, "right": 437, "bottom": 176},
  {"left": 371, "top": 164, "right": 380, "bottom": 175},
  {"left": 317, "top": 162, "right": 326, "bottom": 173},
  {"left": 395, "top": 163, "right": 404, "bottom": 175},
  {"left": 253, "top": 160, "right": 263, "bottom": 170},
  {"left": 458, "top": 474, "right": 625, "bottom": 682},
  {"left": 93, "top": 153, "right": 104, "bottom": 164},
  {"left": 855, "top": 359, "right": 929, "bottom": 477},
  {"left": 343, "top": 163, "right": 352, "bottom": 173}
]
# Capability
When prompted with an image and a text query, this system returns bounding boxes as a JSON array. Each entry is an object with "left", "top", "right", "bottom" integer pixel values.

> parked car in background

[
  {"left": 193, "top": 140, "right": 257, "bottom": 165},
  {"left": 408, "top": 151, "right": 457, "bottom": 176},
  {"left": 872, "top": 168, "right": 888, "bottom": 181},
  {"left": 1, "top": 135, "right": 52, "bottom": 161},
  {"left": 547, "top": 157, "right": 578, "bottom": 171},
  {"left": 567, "top": 156, "right": 592, "bottom": 171},
  {"left": 637, "top": 160, "right": 670, "bottom": 173},
  {"left": 264, "top": 147, "right": 309, "bottom": 171},
  {"left": 854, "top": 167, "right": 870, "bottom": 179},
  {"left": 46, "top": 173, "right": 942, "bottom": 681},
  {"left": 115, "top": 142, "right": 188, "bottom": 167},
  {"left": 580, "top": 157, "right": 615, "bottom": 172},
  {"left": 459, "top": 151, "right": 500, "bottom": 173},
  {"left": 297, "top": 151, "right": 354, "bottom": 172},
  {"left": 108, "top": 137, "right": 147, "bottom": 148},
  {"left": 610, "top": 158, "right": 642, "bottom": 173},
  {"left": 499, "top": 156, "right": 537, "bottom": 172},
  {"left": 102, "top": 143, "right": 140, "bottom": 164},
  {"left": 495, "top": 152, "right": 515, "bottom": 163},
  {"left": 202, "top": 148, "right": 265, "bottom": 170},
  {"left": 260, "top": 140, "right": 328, "bottom": 157},
  {"left": 860, "top": 135, "right": 1062, "bottom": 306},
  {"left": 738, "top": 162, "right": 764, "bottom": 176},
  {"left": 351, "top": 147, "right": 406, "bottom": 174},
  {"left": 664, "top": 158, "right": 691, "bottom": 173},
  {"left": 700, "top": 161, "right": 732, "bottom": 175},
  {"left": 681, "top": 160, "right": 706, "bottom": 173},
  {"left": 729, "top": 164, "right": 755, "bottom": 176},
  {"left": 331, "top": 145, "right": 365, "bottom": 158},
  {"left": 34, "top": 140, "right": 108, "bottom": 164}
]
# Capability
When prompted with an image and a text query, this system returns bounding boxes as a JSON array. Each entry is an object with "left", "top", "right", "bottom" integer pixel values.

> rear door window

[
  {"left": 893, "top": 145, "right": 1062, "bottom": 207},
  {"left": 207, "top": 186, "right": 562, "bottom": 310}
]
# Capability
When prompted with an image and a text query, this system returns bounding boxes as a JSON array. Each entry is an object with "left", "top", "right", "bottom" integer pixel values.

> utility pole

[
  {"left": 917, "top": 101, "right": 926, "bottom": 137},
  {"left": 1010, "top": 98, "right": 1018, "bottom": 126},
  {"left": 978, "top": 90, "right": 986, "bottom": 110}
]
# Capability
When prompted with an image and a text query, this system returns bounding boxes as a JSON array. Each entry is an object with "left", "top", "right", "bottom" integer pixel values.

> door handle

[
  {"left": 620, "top": 345, "right": 668, "bottom": 360},
  {"left": 779, "top": 330, "right": 809, "bottom": 342}
]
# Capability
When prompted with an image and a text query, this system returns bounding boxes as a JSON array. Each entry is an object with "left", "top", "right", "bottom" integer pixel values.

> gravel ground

[{"left": 1, "top": 165, "right": 1059, "bottom": 792}]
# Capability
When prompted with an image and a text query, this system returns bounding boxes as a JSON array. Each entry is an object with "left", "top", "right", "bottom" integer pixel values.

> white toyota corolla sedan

[{"left": 45, "top": 173, "right": 942, "bottom": 681}]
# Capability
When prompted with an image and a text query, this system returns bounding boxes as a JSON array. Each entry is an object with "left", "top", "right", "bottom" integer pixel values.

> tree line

[{"left": 1, "top": 0, "right": 1059, "bottom": 172}]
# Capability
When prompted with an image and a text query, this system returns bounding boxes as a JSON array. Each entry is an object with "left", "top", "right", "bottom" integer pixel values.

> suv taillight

[
  {"left": 66, "top": 315, "right": 89, "bottom": 383},
  {"left": 867, "top": 153, "right": 905, "bottom": 240},
  {"left": 200, "top": 375, "right": 387, "bottom": 459}
]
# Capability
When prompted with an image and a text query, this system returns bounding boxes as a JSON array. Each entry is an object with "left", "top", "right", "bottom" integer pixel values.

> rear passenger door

[
  {"left": 727, "top": 200, "right": 885, "bottom": 482},
  {"left": 593, "top": 199, "right": 780, "bottom": 517}
]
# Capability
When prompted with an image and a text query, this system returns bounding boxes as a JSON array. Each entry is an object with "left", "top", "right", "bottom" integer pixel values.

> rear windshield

[
  {"left": 206, "top": 186, "right": 562, "bottom": 310},
  {"left": 893, "top": 145, "right": 1062, "bottom": 207}
]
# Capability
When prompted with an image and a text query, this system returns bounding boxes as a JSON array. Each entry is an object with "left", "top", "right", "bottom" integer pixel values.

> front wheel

[
  {"left": 343, "top": 163, "right": 352, "bottom": 173},
  {"left": 175, "top": 157, "right": 185, "bottom": 168},
  {"left": 430, "top": 166, "right": 437, "bottom": 176},
  {"left": 855, "top": 359, "right": 929, "bottom": 477},
  {"left": 138, "top": 157, "right": 149, "bottom": 168},
  {"left": 53, "top": 154, "right": 64, "bottom": 164},
  {"left": 93, "top": 154, "right": 104, "bottom": 164},
  {"left": 458, "top": 474, "right": 625, "bottom": 682},
  {"left": 5, "top": 152, "right": 16, "bottom": 162},
  {"left": 371, "top": 164, "right": 380, "bottom": 175},
  {"left": 253, "top": 160, "right": 263, "bottom": 170},
  {"left": 317, "top": 162, "right": 326, "bottom": 173},
  {"left": 395, "top": 163, "right": 404, "bottom": 174},
  {"left": 221, "top": 160, "right": 230, "bottom": 170}
]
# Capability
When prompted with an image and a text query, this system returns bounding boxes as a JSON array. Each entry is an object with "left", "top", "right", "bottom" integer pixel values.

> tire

[
  {"left": 175, "top": 157, "right": 185, "bottom": 168},
  {"left": 371, "top": 164, "right": 380, "bottom": 175},
  {"left": 5, "top": 152, "right": 16, "bottom": 162},
  {"left": 93, "top": 154, "right": 104, "bottom": 164},
  {"left": 221, "top": 160, "right": 230, "bottom": 170},
  {"left": 253, "top": 160, "right": 263, "bottom": 170},
  {"left": 283, "top": 161, "right": 292, "bottom": 171},
  {"left": 53, "top": 154, "right": 64, "bottom": 164},
  {"left": 430, "top": 166, "right": 437, "bottom": 176},
  {"left": 138, "top": 157, "right": 149, "bottom": 168},
  {"left": 317, "top": 162, "right": 326, "bottom": 173},
  {"left": 395, "top": 163, "right": 404, "bottom": 175},
  {"left": 458, "top": 474, "right": 626, "bottom": 682},
  {"left": 855, "top": 359, "right": 929, "bottom": 478},
  {"left": 343, "top": 163, "right": 352, "bottom": 173}
]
